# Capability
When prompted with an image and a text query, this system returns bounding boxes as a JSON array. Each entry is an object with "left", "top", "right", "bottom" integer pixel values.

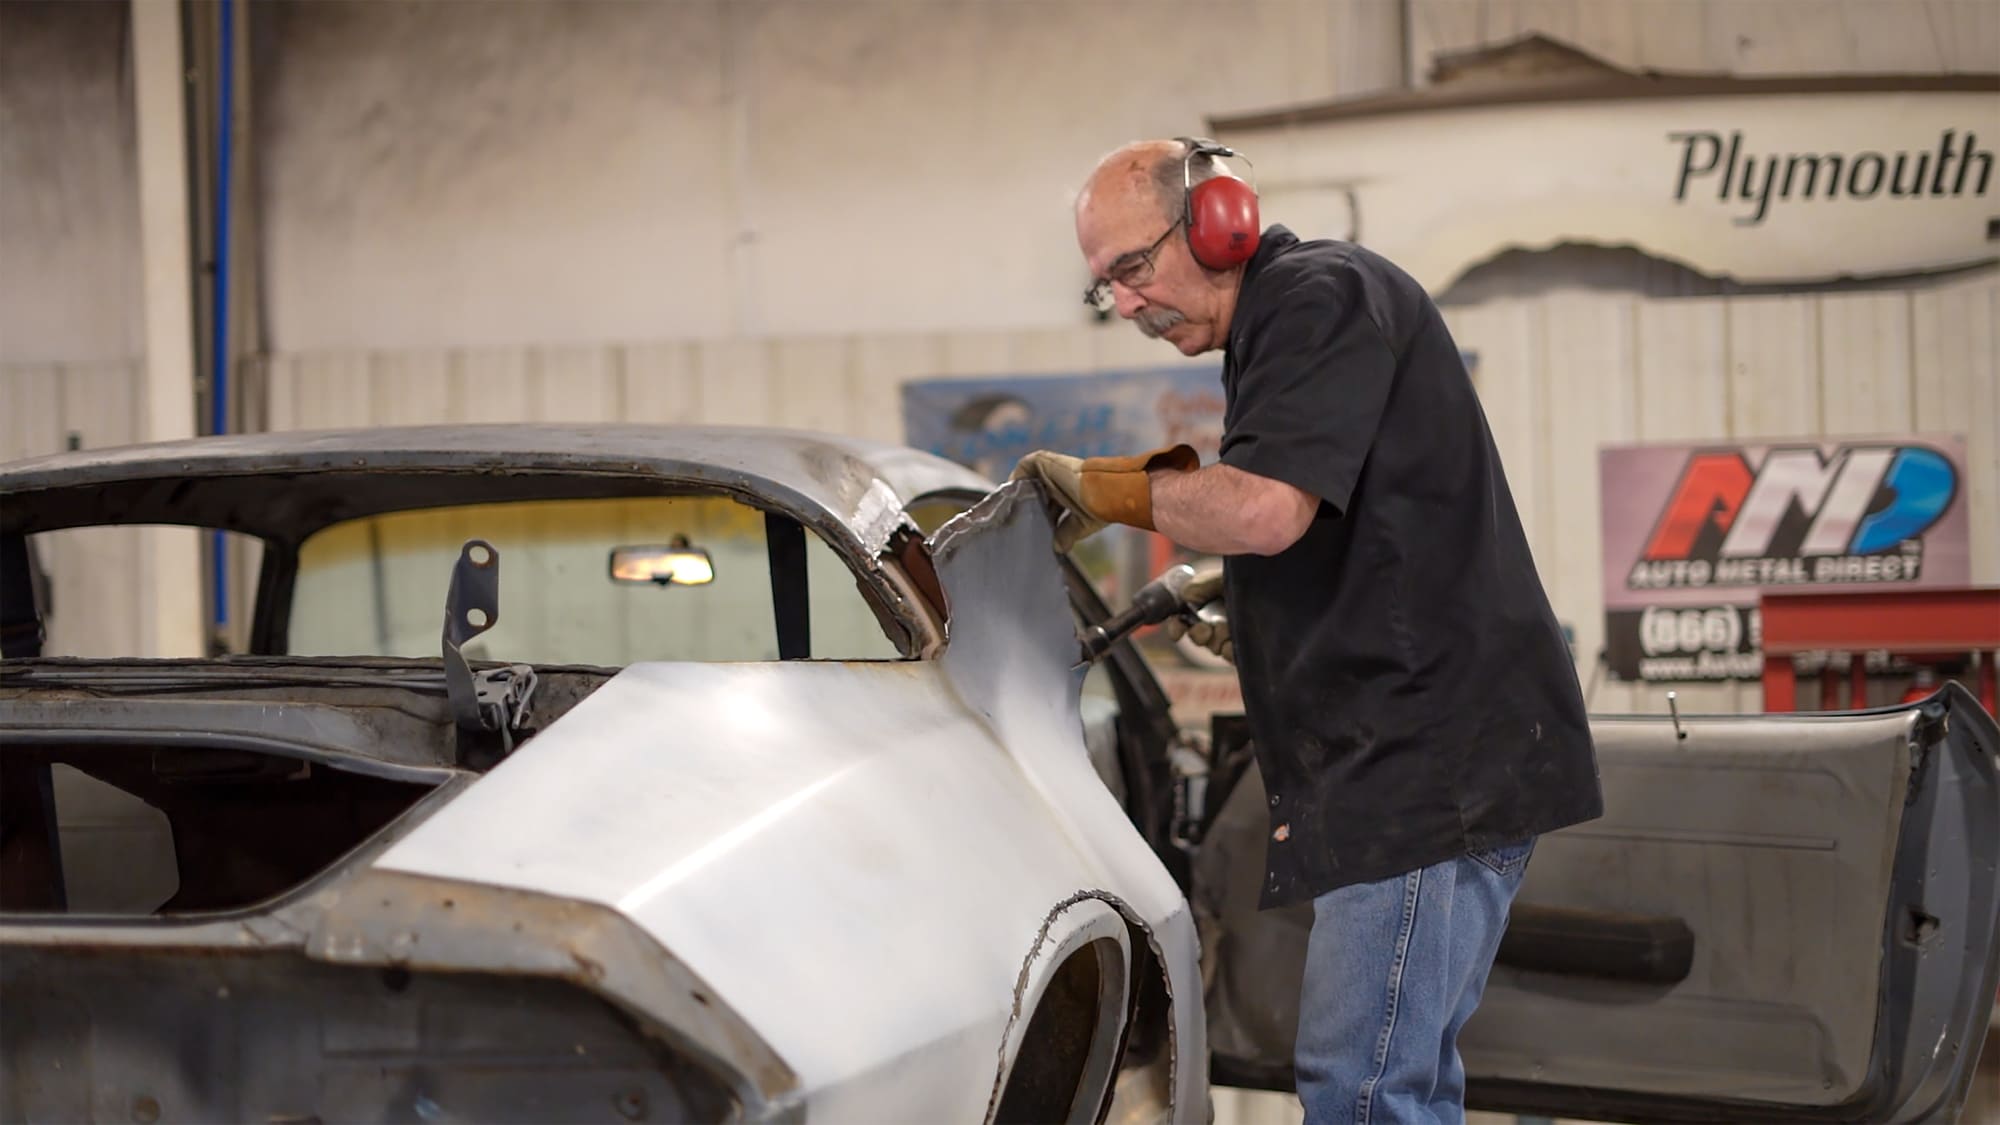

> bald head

[
  {"left": 1074, "top": 139, "right": 1242, "bottom": 357},
  {"left": 1075, "top": 139, "right": 1225, "bottom": 229}
]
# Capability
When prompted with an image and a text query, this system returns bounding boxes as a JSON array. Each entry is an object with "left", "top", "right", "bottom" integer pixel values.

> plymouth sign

[
  {"left": 1213, "top": 66, "right": 1998, "bottom": 291},
  {"left": 1669, "top": 128, "right": 1992, "bottom": 226}
]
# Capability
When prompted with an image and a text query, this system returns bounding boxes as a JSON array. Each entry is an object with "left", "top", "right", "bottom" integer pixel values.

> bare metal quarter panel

[{"left": 366, "top": 482, "right": 1207, "bottom": 1119}]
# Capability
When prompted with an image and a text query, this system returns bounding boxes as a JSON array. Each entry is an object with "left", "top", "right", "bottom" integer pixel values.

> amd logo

[{"left": 1627, "top": 444, "right": 1957, "bottom": 590}]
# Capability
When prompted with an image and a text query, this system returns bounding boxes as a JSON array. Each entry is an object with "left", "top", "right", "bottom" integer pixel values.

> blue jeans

[{"left": 1294, "top": 839, "right": 1536, "bottom": 1125}]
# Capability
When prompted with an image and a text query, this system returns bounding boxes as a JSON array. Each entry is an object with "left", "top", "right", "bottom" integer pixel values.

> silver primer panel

[{"left": 370, "top": 482, "right": 1206, "bottom": 1119}]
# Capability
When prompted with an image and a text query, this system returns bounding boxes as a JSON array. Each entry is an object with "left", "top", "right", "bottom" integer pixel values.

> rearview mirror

[{"left": 609, "top": 538, "right": 715, "bottom": 587}]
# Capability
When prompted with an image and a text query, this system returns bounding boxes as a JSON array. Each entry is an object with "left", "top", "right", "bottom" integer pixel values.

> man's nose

[{"left": 1111, "top": 281, "right": 1148, "bottom": 318}]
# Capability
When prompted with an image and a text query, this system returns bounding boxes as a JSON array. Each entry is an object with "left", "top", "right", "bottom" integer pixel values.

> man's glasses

[{"left": 1082, "top": 220, "right": 1182, "bottom": 313}]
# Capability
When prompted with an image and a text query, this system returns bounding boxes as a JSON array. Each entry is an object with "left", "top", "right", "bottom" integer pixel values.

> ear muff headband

[{"left": 1174, "top": 136, "right": 1260, "bottom": 270}]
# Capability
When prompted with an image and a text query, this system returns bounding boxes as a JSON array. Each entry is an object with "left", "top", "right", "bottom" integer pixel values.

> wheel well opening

[
  {"left": 994, "top": 936, "right": 1119, "bottom": 1125},
  {"left": 1103, "top": 921, "right": 1174, "bottom": 1120}
]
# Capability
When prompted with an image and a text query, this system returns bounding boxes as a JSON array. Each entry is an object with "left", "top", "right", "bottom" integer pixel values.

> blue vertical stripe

[{"left": 211, "top": 0, "right": 235, "bottom": 630}]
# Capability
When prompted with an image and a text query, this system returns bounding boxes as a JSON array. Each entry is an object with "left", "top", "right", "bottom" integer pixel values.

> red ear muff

[
  {"left": 1186, "top": 176, "right": 1260, "bottom": 269},
  {"left": 1173, "top": 136, "right": 1261, "bottom": 270}
]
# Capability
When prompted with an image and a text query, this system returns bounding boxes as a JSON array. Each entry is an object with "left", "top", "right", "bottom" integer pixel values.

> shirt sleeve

[{"left": 1219, "top": 264, "right": 1397, "bottom": 518}]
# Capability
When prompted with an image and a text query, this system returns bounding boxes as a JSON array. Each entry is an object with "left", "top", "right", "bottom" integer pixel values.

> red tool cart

[{"left": 1759, "top": 586, "right": 2000, "bottom": 714}]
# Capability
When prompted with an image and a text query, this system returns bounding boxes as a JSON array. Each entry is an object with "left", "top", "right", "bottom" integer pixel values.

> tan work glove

[
  {"left": 1009, "top": 444, "right": 1200, "bottom": 552},
  {"left": 1164, "top": 565, "right": 1232, "bottom": 663}
]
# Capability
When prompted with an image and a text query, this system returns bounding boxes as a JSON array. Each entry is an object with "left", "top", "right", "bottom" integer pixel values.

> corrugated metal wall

[{"left": 8, "top": 272, "right": 1993, "bottom": 701}]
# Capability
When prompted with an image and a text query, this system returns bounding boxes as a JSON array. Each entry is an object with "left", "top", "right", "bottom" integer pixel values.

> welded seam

[{"left": 927, "top": 480, "right": 1039, "bottom": 559}]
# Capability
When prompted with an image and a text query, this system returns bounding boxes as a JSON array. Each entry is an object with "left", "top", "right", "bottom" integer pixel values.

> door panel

[
  {"left": 1463, "top": 710, "right": 1910, "bottom": 1105},
  {"left": 1196, "top": 688, "right": 2000, "bottom": 1123}
]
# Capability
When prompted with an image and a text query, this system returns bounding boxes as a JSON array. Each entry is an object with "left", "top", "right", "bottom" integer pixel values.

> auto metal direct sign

[{"left": 1601, "top": 436, "right": 1971, "bottom": 682}]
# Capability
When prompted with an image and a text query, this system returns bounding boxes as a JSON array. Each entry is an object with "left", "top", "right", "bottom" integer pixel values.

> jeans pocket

[{"left": 1468, "top": 838, "right": 1536, "bottom": 878}]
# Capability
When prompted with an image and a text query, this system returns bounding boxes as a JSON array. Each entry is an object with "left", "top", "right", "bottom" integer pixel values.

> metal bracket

[
  {"left": 444, "top": 540, "right": 512, "bottom": 744},
  {"left": 441, "top": 540, "right": 532, "bottom": 760}
]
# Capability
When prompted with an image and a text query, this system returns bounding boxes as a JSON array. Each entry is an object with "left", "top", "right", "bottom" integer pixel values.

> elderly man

[{"left": 1012, "top": 138, "right": 1603, "bottom": 1124}]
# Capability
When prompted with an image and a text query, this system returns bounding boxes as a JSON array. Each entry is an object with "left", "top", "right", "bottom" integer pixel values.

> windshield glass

[{"left": 289, "top": 495, "right": 902, "bottom": 665}]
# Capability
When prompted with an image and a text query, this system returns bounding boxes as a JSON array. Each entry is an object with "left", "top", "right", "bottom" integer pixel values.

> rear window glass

[{"left": 288, "top": 496, "right": 902, "bottom": 665}]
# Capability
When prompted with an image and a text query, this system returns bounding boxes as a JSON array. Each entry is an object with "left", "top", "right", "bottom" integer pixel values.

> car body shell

[{"left": 0, "top": 425, "right": 1207, "bottom": 1122}]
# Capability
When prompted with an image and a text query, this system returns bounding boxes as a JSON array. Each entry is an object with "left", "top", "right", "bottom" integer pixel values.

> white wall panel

[
  {"left": 1331, "top": 0, "right": 1409, "bottom": 95},
  {"left": 1007, "top": 329, "right": 1097, "bottom": 377},
  {"left": 1818, "top": 293, "right": 1914, "bottom": 436},
  {"left": 1628, "top": 297, "right": 1744, "bottom": 713},
  {"left": 254, "top": 0, "right": 736, "bottom": 353},
  {"left": 1409, "top": 0, "right": 1997, "bottom": 78},
  {"left": 0, "top": 1, "right": 143, "bottom": 366},
  {"left": 1541, "top": 295, "right": 1642, "bottom": 712},
  {"left": 264, "top": 355, "right": 300, "bottom": 432},
  {"left": 251, "top": 0, "right": 1356, "bottom": 354},
  {"left": 853, "top": 334, "right": 948, "bottom": 448},
  {"left": 56, "top": 363, "right": 140, "bottom": 455},
  {"left": 534, "top": 347, "right": 623, "bottom": 423},
  {"left": 1, "top": 367, "right": 64, "bottom": 462},
  {"left": 1568, "top": 0, "right": 1648, "bottom": 71},
  {"left": 374, "top": 351, "right": 454, "bottom": 427},
  {"left": 288, "top": 352, "right": 374, "bottom": 431},
  {"left": 0, "top": 361, "right": 139, "bottom": 459},
  {"left": 768, "top": 337, "right": 857, "bottom": 436},
  {"left": 1635, "top": 298, "right": 1731, "bottom": 443},
  {"left": 1088, "top": 324, "right": 1220, "bottom": 374},
  {"left": 1443, "top": 301, "right": 1552, "bottom": 568},
  {"left": 938, "top": 331, "right": 1023, "bottom": 380},
  {"left": 451, "top": 350, "right": 533, "bottom": 425},
  {"left": 1726, "top": 298, "right": 1822, "bottom": 440},
  {"left": 1, "top": 360, "right": 147, "bottom": 657},
  {"left": 1407, "top": 0, "right": 1481, "bottom": 77},
  {"left": 620, "top": 342, "right": 704, "bottom": 426},
  {"left": 1912, "top": 277, "right": 2000, "bottom": 580},
  {"left": 696, "top": 339, "right": 775, "bottom": 427}
]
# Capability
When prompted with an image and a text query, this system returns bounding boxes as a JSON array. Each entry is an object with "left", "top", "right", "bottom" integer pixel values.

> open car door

[{"left": 1192, "top": 685, "right": 2000, "bottom": 1123}]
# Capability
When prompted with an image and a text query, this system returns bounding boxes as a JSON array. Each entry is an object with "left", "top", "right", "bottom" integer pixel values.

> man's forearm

[{"left": 1147, "top": 463, "right": 1318, "bottom": 556}]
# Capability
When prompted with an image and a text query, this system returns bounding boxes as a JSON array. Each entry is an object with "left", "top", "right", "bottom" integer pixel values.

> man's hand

[
  {"left": 1009, "top": 451, "right": 1103, "bottom": 552},
  {"left": 1176, "top": 565, "right": 1222, "bottom": 610},
  {"left": 1009, "top": 444, "right": 1200, "bottom": 552},
  {"left": 1165, "top": 564, "right": 1232, "bottom": 663}
]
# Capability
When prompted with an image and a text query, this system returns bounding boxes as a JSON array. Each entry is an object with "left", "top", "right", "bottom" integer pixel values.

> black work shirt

[{"left": 1218, "top": 226, "right": 1602, "bottom": 909}]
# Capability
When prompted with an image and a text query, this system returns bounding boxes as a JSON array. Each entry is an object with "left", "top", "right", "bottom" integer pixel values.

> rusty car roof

[{"left": 0, "top": 424, "right": 996, "bottom": 555}]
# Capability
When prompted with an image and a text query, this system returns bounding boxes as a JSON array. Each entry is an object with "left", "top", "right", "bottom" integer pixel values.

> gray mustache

[{"left": 1135, "top": 307, "right": 1185, "bottom": 338}]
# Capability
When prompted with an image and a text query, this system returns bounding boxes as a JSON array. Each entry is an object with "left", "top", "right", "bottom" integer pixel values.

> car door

[{"left": 1190, "top": 686, "right": 2000, "bottom": 1124}]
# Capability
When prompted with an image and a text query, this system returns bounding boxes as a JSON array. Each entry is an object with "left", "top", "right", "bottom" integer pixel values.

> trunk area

[
  {"left": 2, "top": 744, "right": 441, "bottom": 915},
  {"left": 0, "top": 657, "right": 614, "bottom": 916}
]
